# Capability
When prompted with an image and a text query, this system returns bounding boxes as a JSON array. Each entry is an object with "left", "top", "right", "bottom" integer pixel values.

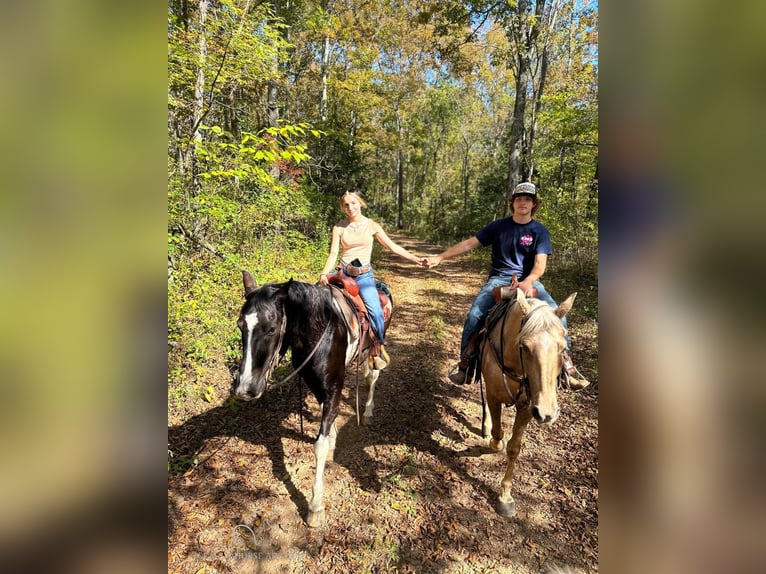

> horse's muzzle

[
  {"left": 531, "top": 405, "right": 560, "bottom": 425},
  {"left": 234, "top": 388, "right": 261, "bottom": 401},
  {"left": 232, "top": 373, "right": 265, "bottom": 401}
]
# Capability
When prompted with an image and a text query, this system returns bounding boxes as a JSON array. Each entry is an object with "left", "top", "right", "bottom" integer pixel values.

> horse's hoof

[
  {"left": 306, "top": 509, "right": 325, "bottom": 528},
  {"left": 362, "top": 415, "right": 372, "bottom": 426},
  {"left": 496, "top": 499, "right": 516, "bottom": 518},
  {"left": 489, "top": 439, "right": 505, "bottom": 452}
]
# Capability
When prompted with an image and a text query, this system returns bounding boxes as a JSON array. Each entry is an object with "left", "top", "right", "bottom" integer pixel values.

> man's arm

[
  {"left": 425, "top": 236, "right": 482, "bottom": 268},
  {"left": 518, "top": 253, "right": 548, "bottom": 296}
]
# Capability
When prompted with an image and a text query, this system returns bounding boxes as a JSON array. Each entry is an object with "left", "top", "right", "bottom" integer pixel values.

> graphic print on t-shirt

[{"left": 519, "top": 234, "right": 533, "bottom": 247}]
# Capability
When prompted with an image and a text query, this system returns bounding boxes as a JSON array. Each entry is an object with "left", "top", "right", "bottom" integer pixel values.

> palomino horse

[
  {"left": 480, "top": 288, "right": 577, "bottom": 517},
  {"left": 232, "top": 271, "right": 391, "bottom": 527}
]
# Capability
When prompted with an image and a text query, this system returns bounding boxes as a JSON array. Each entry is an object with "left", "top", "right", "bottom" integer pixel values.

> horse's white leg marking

[
  {"left": 239, "top": 312, "right": 259, "bottom": 385},
  {"left": 482, "top": 396, "right": 493, "bottom": 440},
  {"left": 327, "top": 422, "right": 338, "bottom": 461},
  {"left": 307, "top": 433, "right": 330, "bottom": 527},
  {"left": 362, "top": 364, "right": 379, "bottom": 425}
]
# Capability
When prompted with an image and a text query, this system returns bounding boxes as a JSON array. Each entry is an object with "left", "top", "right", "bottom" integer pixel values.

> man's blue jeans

[{"left": 459, "top": 276, "right": 570, "bottom": 359}]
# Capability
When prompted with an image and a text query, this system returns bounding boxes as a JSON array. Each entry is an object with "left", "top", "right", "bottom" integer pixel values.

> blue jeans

[
  {"left": 459, "top": 276, "right": 570, "bottom": 359},
  {"left": 344, "top": 267, "right": 386, "bottom": 345}
]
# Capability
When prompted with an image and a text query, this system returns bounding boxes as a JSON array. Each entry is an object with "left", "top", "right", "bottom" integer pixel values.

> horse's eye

[{"left": 266, "top": 327, "right": 278, "bottom": 336}]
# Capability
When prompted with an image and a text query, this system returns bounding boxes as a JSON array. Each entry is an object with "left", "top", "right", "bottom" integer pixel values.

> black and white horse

[{"left": 232, "top": 271, "right": 389, "bottom": 527}]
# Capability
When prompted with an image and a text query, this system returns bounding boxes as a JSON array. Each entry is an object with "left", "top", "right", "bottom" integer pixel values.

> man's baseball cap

[{"left": 511, "top": 182, "right": 536, "bottom": 197}]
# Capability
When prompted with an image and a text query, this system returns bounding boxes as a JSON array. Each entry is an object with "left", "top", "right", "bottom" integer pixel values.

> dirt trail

[{"left": 168, "top": 233, "right": 598, "bottom": 574}]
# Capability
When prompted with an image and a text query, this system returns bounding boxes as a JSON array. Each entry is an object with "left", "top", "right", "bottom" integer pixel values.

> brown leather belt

[{"left": 340, "top": 262, "right": 371, "bottom": 277}]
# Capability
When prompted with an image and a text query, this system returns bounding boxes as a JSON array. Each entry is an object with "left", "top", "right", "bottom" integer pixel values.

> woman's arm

[
  {"left": 371, "top": 222, "right": 422, "bottom": 265},
  {"left": 319, "top": 226, "right": 342, "bottom": 285}
]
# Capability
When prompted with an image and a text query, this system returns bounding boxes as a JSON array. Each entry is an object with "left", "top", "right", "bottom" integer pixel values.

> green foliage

[{"left": 167, "top": 0, "right": 597, "bottom": 417}]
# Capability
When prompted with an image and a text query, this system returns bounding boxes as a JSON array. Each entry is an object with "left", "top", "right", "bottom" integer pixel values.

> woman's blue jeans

[
  {"left": 340, "top": 268, "right": 386, "bottom": 345},
  {"left": 459, "top": 276, "right": 570, "bottom": 359}
]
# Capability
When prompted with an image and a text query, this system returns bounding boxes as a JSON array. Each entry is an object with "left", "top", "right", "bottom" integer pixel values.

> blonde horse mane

[{"left": 518, "top": 298, "right": 566, "bottom": 343}]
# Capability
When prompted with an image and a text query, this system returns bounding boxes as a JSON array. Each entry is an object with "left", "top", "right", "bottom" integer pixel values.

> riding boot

[
  {"left": 561, "top": 350, "right": 590, "bottom": 390},
  {"left": 447, "top": 332, "right": 480, "bottom": 385},
  {"left": 372, "top": 345, "right": 389, "bottom": 370},
  {"left": 368, "top": 334, "right": 390, "bottom": 371}
]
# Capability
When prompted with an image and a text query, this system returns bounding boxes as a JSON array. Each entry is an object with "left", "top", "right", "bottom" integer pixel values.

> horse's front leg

[
  {"left": 496, "top": 405, "right": 532, "bottom": 518},
  {"left": 307, "top": 393, "right": 342, "bottom": 528},
  {"left": 486, "top": 396, "right": 503, "bottom": 449},
  {"left": 326, "top": 421, "right": 338, "bottom": 462},
  {"left": 362, "top": 362, "right": 380, "bottom": 426}
]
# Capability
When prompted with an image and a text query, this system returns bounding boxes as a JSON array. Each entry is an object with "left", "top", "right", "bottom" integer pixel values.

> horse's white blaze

[{"left": 240, "top": 312, "right": 259, "bottom": 382}]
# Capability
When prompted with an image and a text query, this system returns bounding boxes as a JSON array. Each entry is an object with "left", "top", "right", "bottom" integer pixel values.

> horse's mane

[
  {"left": 518, "top": 298, "right": 565, "bottom": 342},
  {"left": 282, "top": 280, "right": 338, "bottom": 330}
]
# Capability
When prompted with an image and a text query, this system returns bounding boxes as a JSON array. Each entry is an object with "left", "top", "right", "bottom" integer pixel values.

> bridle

[
  {"left": 263, "top": 311, "right": 333, "bottom": 389},
  {"left": 485, "top": 301, "right": 540, "bottom": 407}
]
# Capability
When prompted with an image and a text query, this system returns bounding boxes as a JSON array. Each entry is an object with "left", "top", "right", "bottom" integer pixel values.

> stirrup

[
  {"left": 370, "top": 345, "right": 389, "bottom": 370},
  {"left": 371, "top": 355, "right": 388, "bottom": 370},
  {"left": 447, "top": 364, "right": 470, "bottom": 385},
  {"left": 560, "top": 353, "right": 590, "bottom": 391}
]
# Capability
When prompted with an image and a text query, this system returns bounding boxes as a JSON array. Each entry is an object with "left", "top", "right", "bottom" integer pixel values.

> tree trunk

[
  {"left": 461, "top": 133, "right": 471, "bottom": 209},
  {"left": 395, "top": 109, "right": 404, "bottom": 229},
  {"left": 526, "top": 0, "right": 556, "bottom": 181},
  {"left": 267, "top": 78, "right": 280, "bottom": 179},
  {"left": 506, "top": 0, "right": 551, "bottom": 194},
  {"left": 526, "top": 47, "right": 548, "bottom": 181},
  {"left": 320, "top": 35, "right": 330, "bottom": 122},
  {"left": 191, "top": 0, "right": 209, "bottom": 194},
  {"left": 506, "top": 63, "right": 528, "bottom": 196}
]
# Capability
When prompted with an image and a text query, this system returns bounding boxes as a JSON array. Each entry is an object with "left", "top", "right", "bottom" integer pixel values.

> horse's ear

[
  {"left": 516, "top": 288, "right": 531, "bottom": 314},
  {"left": 555, "top": 292, "right": 577, "bottom": 319},
  {"left": 275, "top": 278, "right": 293, "bottom": 297},
  {"left": 242, "top": 270, "right": 258, "bottom": 296}
]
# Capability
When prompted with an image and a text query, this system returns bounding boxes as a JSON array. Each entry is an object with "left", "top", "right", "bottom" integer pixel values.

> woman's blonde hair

[{"left": 340, "top": 188, "right": 368, "bottom": 209}]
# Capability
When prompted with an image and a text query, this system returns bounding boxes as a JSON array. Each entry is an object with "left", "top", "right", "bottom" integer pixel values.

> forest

[
  {"left": 168, "top": 0, "right": 598, "bottom": 408},
  {"left": 168, "top": 1, "right": 598, "bottom": 571}
]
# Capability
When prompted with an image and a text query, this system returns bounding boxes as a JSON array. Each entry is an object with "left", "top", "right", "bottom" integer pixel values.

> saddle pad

[{"left": 329, "top": 286, "right": 360, "bottom": 340}]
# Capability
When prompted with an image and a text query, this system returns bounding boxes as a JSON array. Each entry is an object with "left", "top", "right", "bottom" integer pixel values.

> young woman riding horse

[{"left": 318, "top": 189, "right": 425, "bottom": 368}]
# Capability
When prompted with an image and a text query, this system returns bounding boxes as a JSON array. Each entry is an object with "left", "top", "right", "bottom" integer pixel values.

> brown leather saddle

[
  {"left": 491, "top": 275, "right": 538, "bottom": 303},
  {"left": 327, "top": 273, "right": 392, "bottom": 357}
]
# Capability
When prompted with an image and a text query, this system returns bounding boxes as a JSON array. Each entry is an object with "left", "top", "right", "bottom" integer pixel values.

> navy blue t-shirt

[{"left": 475, "top": 218, "right": 553, "bottom": 279}]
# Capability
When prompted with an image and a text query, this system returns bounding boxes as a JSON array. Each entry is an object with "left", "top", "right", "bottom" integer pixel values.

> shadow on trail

[
  {"left": 168, "top": 380, "right": 318, "bottom": 534},
  {"left": 168, "top": 233, "right": 597, "bottom": 573}
]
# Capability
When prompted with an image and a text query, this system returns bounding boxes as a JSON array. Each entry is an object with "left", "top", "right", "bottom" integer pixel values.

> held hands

[
  {"left": 420, "top": 256, "right": 440, "bottom": 269},
  {"left": 319, "top": 273, "right": 330, "bottom": 286}
]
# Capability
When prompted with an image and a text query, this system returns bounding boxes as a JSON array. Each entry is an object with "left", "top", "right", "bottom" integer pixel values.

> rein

[
  {"left": 267, "top": 313, "right": 334, "bottom": 436},
  {"left": 266, "top": 314, "right": 333, "bottom": 389},
  {"left": 493, "top": 303, "right": 532, "bottom": 405},
  {"left": 481, "top": 302, "right": 532, "bottom": 435}
]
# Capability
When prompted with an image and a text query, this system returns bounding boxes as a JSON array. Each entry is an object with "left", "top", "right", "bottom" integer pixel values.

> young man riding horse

[{"left": 423, "top": 182, "right": 590, "bottom": 389}]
